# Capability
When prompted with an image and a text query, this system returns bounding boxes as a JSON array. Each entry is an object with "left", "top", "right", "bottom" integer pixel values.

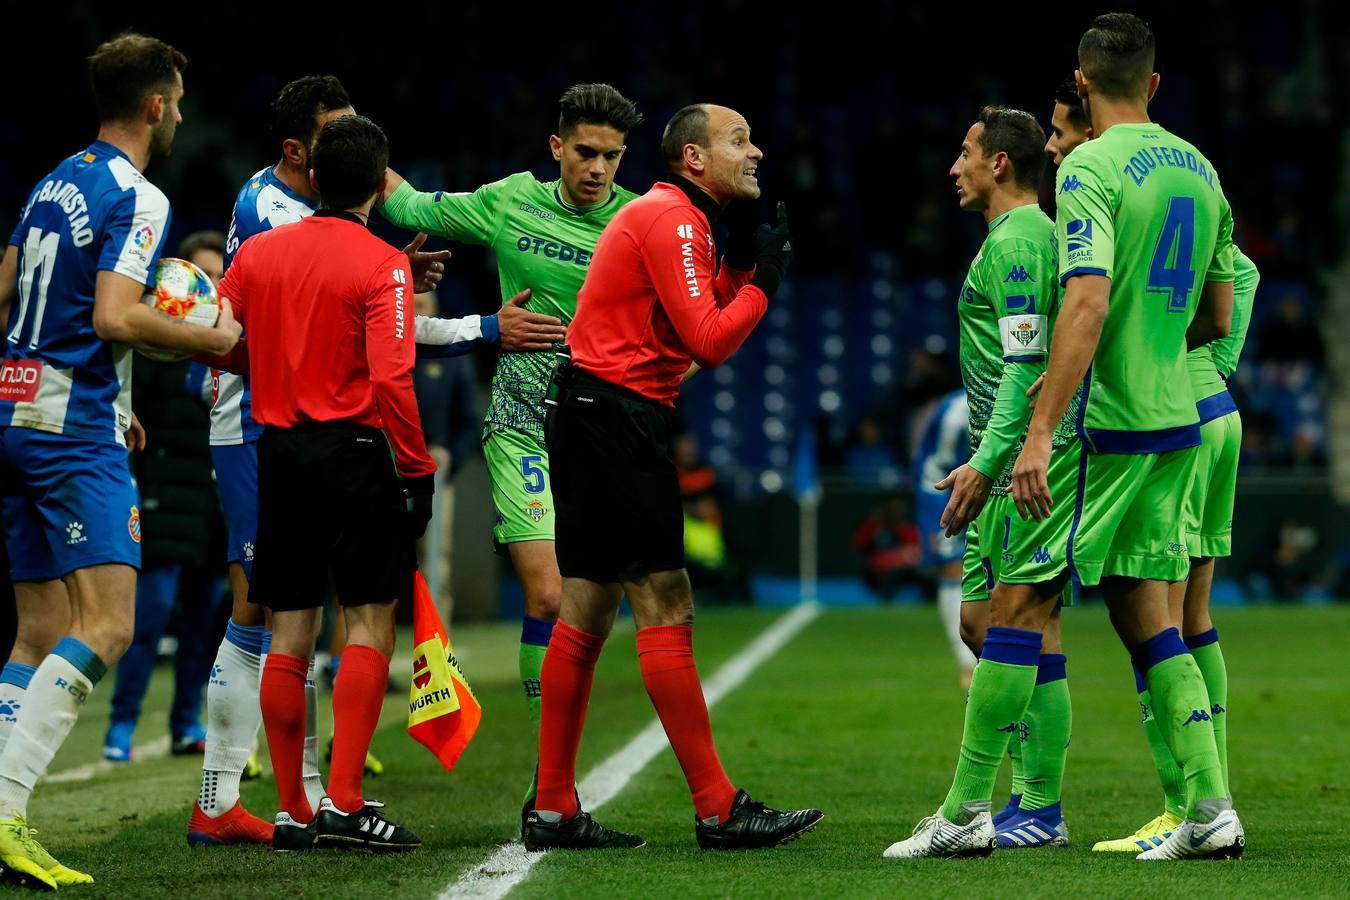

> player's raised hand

[
  {"left": 498, "top": 289, "right": 567, "bottom": 352},
  {"left": 1011, "top": 434, "right": 1053, "bottom": 522},
  {"left": 937, "top": 463, "right": 994, "bottom": 537},
  {"left": 403, "top": 232, "right": 452, "bottom": 293}
]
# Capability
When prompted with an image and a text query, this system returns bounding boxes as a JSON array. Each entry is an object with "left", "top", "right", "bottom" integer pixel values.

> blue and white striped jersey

[
  {"left": 211, "top": 165, "right": 317, "bottom": 445},
  {"left": 914, "top": 389, "right": 971, "bottom": 498},
  {"left": 1, "top": 140, "right": 171, "bottom": 446}
]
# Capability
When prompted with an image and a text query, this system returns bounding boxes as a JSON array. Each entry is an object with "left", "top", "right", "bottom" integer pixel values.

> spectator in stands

[{"left": 852, "top": 496, "right": 923, "bottom": 602}]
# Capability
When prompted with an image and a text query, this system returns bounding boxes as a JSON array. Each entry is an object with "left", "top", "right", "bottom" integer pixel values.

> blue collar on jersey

[
  {"left": 87, "top": 140, "right": 132, "bottom": 163},
  {"left": 263, "top": 164, "right": 318, "bottom": 209},
  {"left": 553, "top": 184, "right": 619, "bottom": 217}
]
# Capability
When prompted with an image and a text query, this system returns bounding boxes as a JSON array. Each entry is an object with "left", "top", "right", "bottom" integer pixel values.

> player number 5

[{"left": 521, "top": 455, "right": 545, "bottom": 494}]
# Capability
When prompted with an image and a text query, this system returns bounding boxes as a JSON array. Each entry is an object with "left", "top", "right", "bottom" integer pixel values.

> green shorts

[
  {"left": 961, "top": 440, "right": 1081, "bottom": 603},
  {"left": 484, "top": 428, "right": 554, "bottom": 545},
  {"left": 1068, "top": 445, "right": 1197, "bottom": 585},
  {"left": 1184, "top": 403, "right": 1241, "bottom": 559}
]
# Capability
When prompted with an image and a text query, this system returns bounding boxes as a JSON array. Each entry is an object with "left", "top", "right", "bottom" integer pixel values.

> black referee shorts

[
  {"left": 250, "top": 424, "right": 415, "bottom": 612},
  {"left": 547, "top": 367, "right": 684, "bottom": 583}
]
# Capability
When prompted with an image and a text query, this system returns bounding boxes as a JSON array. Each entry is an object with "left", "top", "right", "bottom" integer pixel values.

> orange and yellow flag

[{"left": 407, "top": 572, "right": 482, "bottom": 771}]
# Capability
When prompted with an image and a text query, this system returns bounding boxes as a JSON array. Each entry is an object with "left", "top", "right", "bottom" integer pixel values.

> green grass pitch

[{"left": 21, "top": 604, "right": 1350, "bottom": 898}]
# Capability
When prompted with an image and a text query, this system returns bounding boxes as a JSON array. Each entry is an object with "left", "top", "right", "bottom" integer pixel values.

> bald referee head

[{"left": 660, "top": 104, "right": 764, "bottom": 206}]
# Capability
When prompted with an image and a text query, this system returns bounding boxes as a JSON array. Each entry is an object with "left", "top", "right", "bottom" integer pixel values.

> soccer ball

[{"left": 138, "top": 257, "right": 220, "bottom": 362}]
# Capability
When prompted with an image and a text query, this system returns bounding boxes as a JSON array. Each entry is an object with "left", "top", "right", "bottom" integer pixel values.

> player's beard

[{"left": 149, "top": 120, "right": 176, "bottom": 160}]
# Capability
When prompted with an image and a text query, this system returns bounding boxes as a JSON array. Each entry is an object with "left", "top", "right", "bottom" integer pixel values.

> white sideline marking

[
  {"left": 44, "top": 735, "right": 171, "bottom": 784},
  {"left": 441, "top": 602, "right": 822, "bottom": 900}
]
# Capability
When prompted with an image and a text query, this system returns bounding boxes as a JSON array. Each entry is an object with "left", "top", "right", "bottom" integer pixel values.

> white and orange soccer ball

[{"left": 138, "top": 257, "right": 220, "bottom": 362}]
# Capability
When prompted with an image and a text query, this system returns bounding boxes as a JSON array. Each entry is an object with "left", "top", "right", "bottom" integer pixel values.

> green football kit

[
  {"left": 1183, "top": 248, "right": 1259, "bottom": 558},
  {"left": 1054, "top": 123, "right": 1236, "bottom": 585},
  {"left": 954, "top": 203, "right": 1080, "bottom": 603},
  {"left": 383, "top": 174, "right": 636, "bottom": 545}
]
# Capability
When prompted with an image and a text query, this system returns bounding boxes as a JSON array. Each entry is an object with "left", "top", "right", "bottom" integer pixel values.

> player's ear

[
  {"left": 282, "top": 138, "right": 305, "bottom": 167},
  {"left": 147, "top": 92, "right": 165, "bottom": 126},
  {"left": 1146, "top": 72, "right": 1161, "bottom": 102},
  {"left": 683, "top": 143, "right": 704, "bottom": 176},
  {"left": 1074, "top": 69, "right": 1088, "bottom": 97},
  {"left": 549, "top": 134, "right": 563, "bottom": 161},
  {"left": 308, "top": 169, "right": 320, "bottom": 195}
]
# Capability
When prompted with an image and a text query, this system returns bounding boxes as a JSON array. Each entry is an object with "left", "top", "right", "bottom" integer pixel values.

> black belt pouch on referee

[
  {"left": 545, "top": 364, "right": 684, "bottom": 583},
  {"left": 250, "top": 423, "right": 416, "bottom": 611}
]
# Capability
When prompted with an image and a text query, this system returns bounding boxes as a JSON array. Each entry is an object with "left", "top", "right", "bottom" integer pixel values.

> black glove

[
  {"left": 722, "top": 198, "right": 762, "bottom": 270},
  {"left": 399, "top": 473, "right": 436, "bottom": 540},
  {"left": 750, "top": 201, "right": 793, "bottom": 297}
]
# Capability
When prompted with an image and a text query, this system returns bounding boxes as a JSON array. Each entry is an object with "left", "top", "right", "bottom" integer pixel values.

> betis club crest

[{"left": 1012, "top": 320, "right": 1040, "bottom": 347}]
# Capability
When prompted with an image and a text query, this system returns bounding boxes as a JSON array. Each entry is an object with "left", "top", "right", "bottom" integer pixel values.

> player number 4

[
  {"left": 521, "top": 455, "right": 546, "bottom": 494},
  {"left": 1147, "top": 196, "right": 1196, "bottom": 315}
]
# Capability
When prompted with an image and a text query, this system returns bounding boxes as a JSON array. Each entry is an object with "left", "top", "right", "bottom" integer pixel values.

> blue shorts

[
  {"left": 211, "top": 442, "right": 258, "bottom": 580},
  {"left": 0, "top": 428, "right": 141, "bottom": 581},
  {"left": 916, "top": 490, "right": 965, "bottom": 567}
]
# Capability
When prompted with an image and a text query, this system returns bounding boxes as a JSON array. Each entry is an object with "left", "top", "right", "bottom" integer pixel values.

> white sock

[
  {"left": 938, "top": 579, "right": 977, "bottom": 670},
  {"left": 0, "top": 665, "right": 35, "bottom": 755},
  {"left": 303, "top": 656, "right": 324, "bottom": 809},
  {"left": 0, "top": 650, "right": 101, "bottom": 819},
  {"left": 199, "top": 625, "right": 264, "bottom": 816}
]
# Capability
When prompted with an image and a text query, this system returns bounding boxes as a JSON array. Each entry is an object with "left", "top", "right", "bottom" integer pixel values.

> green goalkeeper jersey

[
  {"left": 1055, "top": 122, "right": 1236, "bottom": 453},
  {"left": 959, "top": 203, "right": 1078, "bottom": 492},
  {"left": 382, "top": 173, "right": 637, "bottom": 439},
  {"left": 1188, "top": 246, "right": 1260, "bottom": 398}
]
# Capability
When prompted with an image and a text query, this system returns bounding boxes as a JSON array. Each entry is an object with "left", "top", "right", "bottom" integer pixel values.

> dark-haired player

[
  {"left": 0, "top": 33, "right": 239, "bottom": 887},
  {"left": 885, "top": 106, "right": 1074, "bottom": 858},
  {"left": 379, "top": 83, "right": 642, "bottom": 815}
]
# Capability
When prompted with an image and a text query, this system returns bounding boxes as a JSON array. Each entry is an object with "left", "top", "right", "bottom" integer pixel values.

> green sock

[
  {"left": 1139, "top": 631, "right": 1226, "bottom": 818},
  {"left": 1138, "top": 682, "right": 1187, "bottom": 819},
  {"left": 1020, "top": 654, "right": 1071, "bottom": 811},
  {"left": 1007, "top": 716, "right": 1026, "bottom": 800},
  {"left": 519, "top": 616, "right": 555, "bottom": 807},
  {"left": 1186, "top": 630, "right": 1229, "bottom": 797},
  {"left": 941, "top": 627, "right": 1040, "bottom": 823}
]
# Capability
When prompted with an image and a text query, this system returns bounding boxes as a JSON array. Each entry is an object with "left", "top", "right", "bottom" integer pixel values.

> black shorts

[
  {"left": 547, "top": 367, "right": 684, "bottom": 583},
  {"left": 250, "top": 424, "right": 414, "bottom": 612}
]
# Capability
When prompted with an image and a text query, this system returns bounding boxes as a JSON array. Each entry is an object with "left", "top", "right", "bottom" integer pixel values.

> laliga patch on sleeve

[{"left": 1000, "top": 314, "right": 1047, "bottom": 357}]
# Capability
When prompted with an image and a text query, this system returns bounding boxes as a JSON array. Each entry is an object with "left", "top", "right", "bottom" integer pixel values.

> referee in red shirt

[
  {"left": 526, "top": 104, "right": 822, "bottom": 851},
  {"left": 214, "top": 115, "right": 428, "bottom": 853}
]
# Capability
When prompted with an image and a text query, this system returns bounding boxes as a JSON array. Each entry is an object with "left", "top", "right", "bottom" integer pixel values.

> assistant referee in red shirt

[
  {"left": 526, "top": 104, "right": 822, "bottom": 852},
  {"left": 214, "top": 115, "right": 429, "bottom": 853}
]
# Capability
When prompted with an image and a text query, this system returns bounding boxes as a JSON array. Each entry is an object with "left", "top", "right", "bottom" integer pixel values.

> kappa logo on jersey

[
  {"left": 66, "top": 521, "right": 87, "bottom": 545},
  {"left": 1004, "top": 265, "right": 1032, "bottom": 283},
  {"left": 677, "top": 223, "right": 694, "bottom": 239},
  {"left": 1166, "top": 541, "right": 1186, "bottom": 556},
  {"left": 128, "top": 506, "right": 141, "bottom": 544},
  {"left": 1066, "top": 219, "right": 1093, "bottom": 254},
  {"left": 1059, "top": 175, "right": 1082, "bottom": 193},
  {"left": 526, "top": 501, "right": 548, "bottom": 522},
  {"left": 998, "top": 721, "right": 1030, "bottom": 743},
  {"left": 1030, "top": 546, "right": 1052, "bottom": 564},
  {"left": 1182, "top": 708, "right": 1213, "bottom": 726}
]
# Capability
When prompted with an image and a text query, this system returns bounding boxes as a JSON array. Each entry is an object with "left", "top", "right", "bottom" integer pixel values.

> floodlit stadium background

[{"left": 4, "top": 2, "right": 1344, "bottom": 616}]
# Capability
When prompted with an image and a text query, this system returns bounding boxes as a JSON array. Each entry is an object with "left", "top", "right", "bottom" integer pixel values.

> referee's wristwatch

[{"left": 399, "top": 474, "right": 436, "bottom": 539}]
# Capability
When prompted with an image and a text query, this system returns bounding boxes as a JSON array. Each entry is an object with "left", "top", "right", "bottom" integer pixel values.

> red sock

[
  {"left": 261, "top": 653, "right": 313, "bottom": 822},
  {"left": 536, "top": 621, "right": 606, "bottom": 819},
  {"left": 636, "top": 625, "right": 736, "bottom": 823},
  {"left": 328, "top": 644, "right": 389, "bottom": 814}
]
